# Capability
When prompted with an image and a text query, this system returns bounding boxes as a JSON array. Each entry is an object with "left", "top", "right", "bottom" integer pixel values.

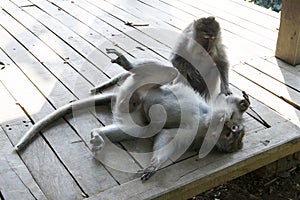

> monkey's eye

[
  {"left": 231, "top": 125, "right": 239, "bottom": 132},
  {"left": 203, "top": 35, "right": 216, "bottom": 40}
]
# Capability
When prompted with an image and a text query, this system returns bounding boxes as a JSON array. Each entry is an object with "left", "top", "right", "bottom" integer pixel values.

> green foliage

[{"left": 245, "top": 0, "right": 282, "bottom": 12}]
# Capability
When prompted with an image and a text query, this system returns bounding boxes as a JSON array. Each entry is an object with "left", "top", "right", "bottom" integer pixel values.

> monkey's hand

[
  {"left": 138, "top": 157, "right": 162, "bottom": 181},
  {"left": 139, "top": 165, "right": 157, "bottom": 181},
  {"left": 90, "top": 130, "right": 105, "bottom": 154},
  {"left": 221, "top": 86, "right": 232, "bottom": 96}
]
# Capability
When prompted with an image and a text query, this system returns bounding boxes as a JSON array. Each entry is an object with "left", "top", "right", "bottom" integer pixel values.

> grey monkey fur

[
  {"left": 15, "top": 49, "right": 249, "bottom": 181},
  {"left": 170, "top": 16, "right": 232, "bottom": 97}
]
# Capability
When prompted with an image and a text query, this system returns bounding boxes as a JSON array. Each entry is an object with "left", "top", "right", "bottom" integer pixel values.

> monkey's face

[
  {"left": 193, "top": 16, "right": 221, "bottom": 52},
  {"left": 214, "top": 93, "right": 250, "bottom": 152},
  {"left": 216, "top": 122, "right": 245, "bottom": 153}
]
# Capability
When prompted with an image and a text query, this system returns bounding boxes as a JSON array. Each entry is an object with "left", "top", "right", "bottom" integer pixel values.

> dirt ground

[{"left": 192, "top": 165, "right": 300, "bottom": 200}]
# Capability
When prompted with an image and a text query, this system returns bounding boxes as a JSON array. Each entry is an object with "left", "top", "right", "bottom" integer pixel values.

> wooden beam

[{"left": 275, "top": 0, "right": 300, "bottom": 66}]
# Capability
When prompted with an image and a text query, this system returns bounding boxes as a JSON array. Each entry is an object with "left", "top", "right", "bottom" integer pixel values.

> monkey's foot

[
  {"left": 90, "top": 131, "right": 105, "bottom": 155},
  {"left": 139, "top": 166, "right": 156, "bottom": 181},
  {"left": 106, "top": 48, "right": 123, "bottom": 64},
  {"left": 90, "top": 85, "right": 106, "bottom": 94},
  {"left": 106, "top": 48, "right": 121, "bottom": 55},
  {"left": 106, "top": 48, "right": 131, "bottom": 69}
]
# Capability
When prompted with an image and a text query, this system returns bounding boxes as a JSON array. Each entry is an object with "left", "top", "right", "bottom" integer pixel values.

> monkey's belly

[{"left": 143, "top": 87, "right": 191, "bottom": 128}]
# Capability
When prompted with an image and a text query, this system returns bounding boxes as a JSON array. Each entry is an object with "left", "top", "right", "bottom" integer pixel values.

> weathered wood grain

[
  {"left": 228, "top": 0, "right": 280, "bottom": 19},
  {"left": 0, "top": 7, "right": 119, "bottom": 197},
  {"left": 275, "top": 0, "right": 300, "bottom": 65},
  {"left": 0, "top": 82, "right": 47, "bottom": 200},
  {"left": 230, "top": 66, "right": 300, "bottom": 123},
  {"left": 266, "top": 56, "right": 300, "bottom": 76},
  {"left": 0, "top": 0, "right": 299, "bottom": 199},
  {"left": 195, "top": 0, "right": 279, "bottom": 31},
  {"left": 0, "top": 52, "right": 84, "bottom": 199},
  {"left": 4, "top": 0, "right": 142, "bottom": 184},
  {"left": 232, "top": 63, "right": 300, "bottom": 107},
  {"left": 87, "top": 122, "right": 300, "bottom": 200},
  {"left": 245, "top": 57, "right": 300, "bottom": 91}
]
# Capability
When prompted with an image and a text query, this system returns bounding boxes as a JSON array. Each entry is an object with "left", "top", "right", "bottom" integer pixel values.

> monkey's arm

[
  {"left": 214, "top": 47, "right": 232, "bottom": 95},
  {"left": 15, "top": 93, "right": 115, "bottom": 151},
  {"left": 141, "top": 127, "right": 195, "bottom": 181},
  {"left": 171, "top": 55, "right": 209, "bottom": 95}
]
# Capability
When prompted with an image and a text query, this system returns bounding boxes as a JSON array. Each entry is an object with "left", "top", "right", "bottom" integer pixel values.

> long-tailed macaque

[
  {"left": 170, "top": 16, "right": 232, "bottom": 97},
  {"left": 15, "top": 49, "right": 249, "bottom": 181}
]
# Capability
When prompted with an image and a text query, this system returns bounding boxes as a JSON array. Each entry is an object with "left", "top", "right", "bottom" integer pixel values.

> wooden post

[{"left": 275, "top": 0, "right": 300, "bottom": 66}]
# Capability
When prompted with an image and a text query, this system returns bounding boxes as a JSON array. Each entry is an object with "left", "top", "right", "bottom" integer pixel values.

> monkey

[
  {"left": 92, "top": 17, "right": 231, "bottom": 97},
  {"left": 15, "top": 49, "right": 250, "bottom": 181},
  {"left": 170, "top": 16, "right": 232, "bottom": 98}
]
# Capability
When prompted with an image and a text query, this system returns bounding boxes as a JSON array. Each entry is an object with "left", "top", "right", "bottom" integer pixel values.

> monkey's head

[
  {"left": 193, "top": 16, "right": 221, "bottom": 52},
  {"left": 214, "top": 92, "right": 250, "bottom": 153}
]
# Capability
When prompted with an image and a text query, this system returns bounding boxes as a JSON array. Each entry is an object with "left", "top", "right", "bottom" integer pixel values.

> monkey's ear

[
  {"left": 239, "top": 99, "right": 250, "bottom": 112},
  {"left": 208, "top": 16, "right": 215, "bottom": 21}
]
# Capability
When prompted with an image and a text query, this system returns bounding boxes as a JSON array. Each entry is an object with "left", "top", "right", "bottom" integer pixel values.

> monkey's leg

[
  {"left": 15, "top": 93, "right": 115, "bottom": 151},
  {"left": 90, "top": 124, "right": 141, "bottom": 155},
  {"left": 90, "top": 72, "right": 130, "bottom": 94},
  {"left": 106, "top": 48, "right": 134, "bottom": 70}
]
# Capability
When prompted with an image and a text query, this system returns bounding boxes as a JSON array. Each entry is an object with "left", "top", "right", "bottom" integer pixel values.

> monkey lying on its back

[{"left": 16, "top": 49, "right": 250, "bottom": 181}]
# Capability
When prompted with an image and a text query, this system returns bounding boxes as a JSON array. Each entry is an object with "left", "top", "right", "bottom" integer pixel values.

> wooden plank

[
  {"left": 229, "top": 0, "right": 280, "bottom": 19},
  {"left": 0, "top": 55, "right": 84, "bottom": 199},
  {"left": 87, "top": 0, "right": 180, "bottom": 48},
  {"left": 103, "top": 0, "right": 185, "bottom": 31},
  {"left": 6, "top": 0, "right": 118, "bottom": 86},
  {"left": 51, "top": 0, "right": 170, "bottom": 58},
  {"left": 176, "top": 0, "right": 278, "bottom": 41},
  {"left": 194, "top": 0, "right": 279, "bottom": 31},
  {"left": 3, "top": 0, "right": 141, "bottom": 184},
  {"left": 87, "top": 122, "right": 300, "bottom": 200},
  {"left": 16, "top": 0, "right": 159, "bottom": 172},
  {"left": 90, "top": 0, "right": 289, "bottom": 130},
  {"left": 0, "top": 81, "right": 22, "bottom": 125},
  {"left": 148, "top": 0, "right": 275, "bottom": 50},
  {"left": 232, "top": 63, "right": 300, "bottom": 107},
  {"left": 139, "top": 0, "right": 273, "bottom": 63},
  {"left": 230, "top": 85, "right": 284, "bottom": 131},
  {"left": 13, "top": 0, "right": 282, "bottom": 173},
  {"left": 245, "top": 57, "right": 300, "bottom": 91},
  {"left": 0, "top": 9, "right": 120, "bottom": 197},
  {"left": 42, "top": 0, "right": 272, "bottom": 130},
  {"left": 32, "top": 0, "right": 286, "bottom": 131},
  {"left": 17, "top": 0, "right": 143, "bottom": 76},
  {"left": 88, "top": 0, "right": 270, "bottom": 66},
  {"left": 266, "top": 56, "right": 300, "bottom": 76},
  {"left": 230, "top": 67, "right": 300, "bottom": 123},
  {"left": 0, "top": 83, "right": 47, "bottom": 200},
  {"left": 275, "top": 0, "right": 300, "bottom": 66}
]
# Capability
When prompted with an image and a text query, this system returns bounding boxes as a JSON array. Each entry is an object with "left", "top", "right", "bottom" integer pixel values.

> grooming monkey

[
  {"left": 15, "top": 49, "right": 249, "bottom": 181},
  {"left": 170, "top": 16, "right": 232, "bottom": 97},
  {"left": 92, "top": 17, "right": 231, "bottom": 97}
]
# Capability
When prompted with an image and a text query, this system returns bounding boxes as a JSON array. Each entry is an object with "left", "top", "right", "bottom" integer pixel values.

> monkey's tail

[{"left": 15, "top": 93, "right": 115, "bottom": 151}]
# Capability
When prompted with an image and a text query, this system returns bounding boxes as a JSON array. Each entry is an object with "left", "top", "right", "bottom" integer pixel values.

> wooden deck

[{"left": 0, "top": 0, "right": 299, "bottom": 199}]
